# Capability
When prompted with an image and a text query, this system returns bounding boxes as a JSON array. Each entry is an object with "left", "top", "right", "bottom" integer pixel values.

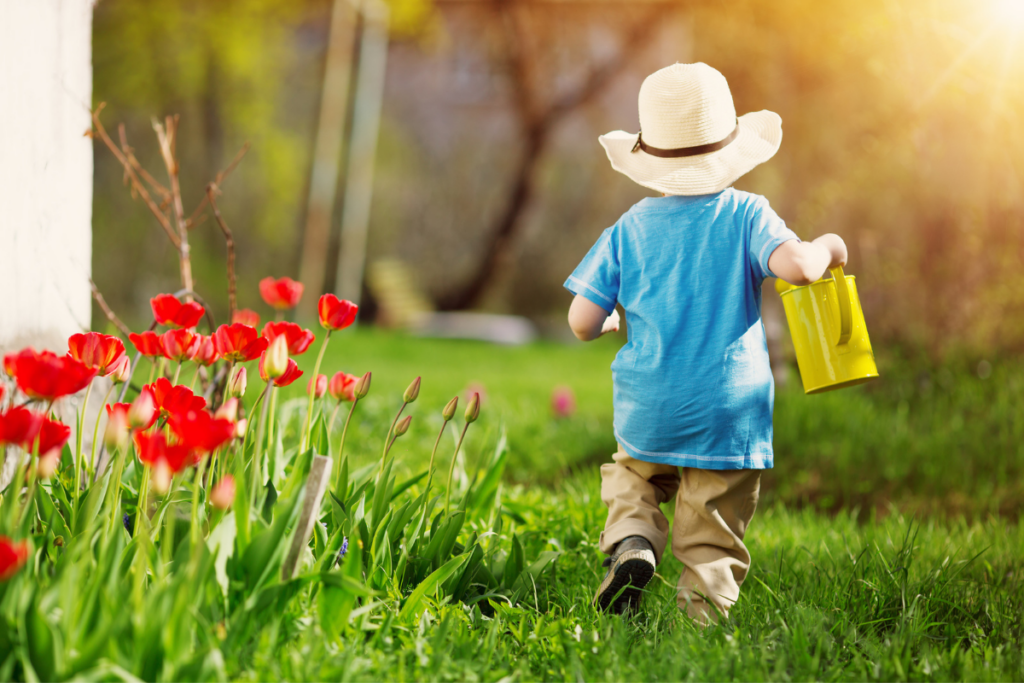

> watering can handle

[{"left": 831, "top": 266, "right": 853, "bottom": 346}]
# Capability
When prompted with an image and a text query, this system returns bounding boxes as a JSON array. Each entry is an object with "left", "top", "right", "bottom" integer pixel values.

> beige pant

[{"left": 600, "top": 447, "right": 761, "bottom": 625}]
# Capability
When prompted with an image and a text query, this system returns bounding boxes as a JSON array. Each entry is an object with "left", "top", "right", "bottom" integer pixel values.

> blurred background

[{"left": 91, "top": 0, "right": 1024, "bottom": 357}]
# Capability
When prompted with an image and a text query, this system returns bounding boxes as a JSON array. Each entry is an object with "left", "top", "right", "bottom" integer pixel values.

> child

[{"left": 564, "top": 63, "right": 847, "bottom": 625}]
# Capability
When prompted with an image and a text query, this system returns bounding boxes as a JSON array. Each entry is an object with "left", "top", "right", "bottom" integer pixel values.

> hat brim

[{"left": 598, "top": 110, "right": 782, "bottom": 196}]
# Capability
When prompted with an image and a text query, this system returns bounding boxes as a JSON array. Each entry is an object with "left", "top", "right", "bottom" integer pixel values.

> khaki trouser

[{"left": 600, "top": 447, "right": 761, "bottom": 625}]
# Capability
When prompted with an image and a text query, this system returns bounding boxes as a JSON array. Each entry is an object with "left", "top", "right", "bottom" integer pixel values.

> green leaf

[
  {"left": 207, "top": 511, "right": 237, "bottom": 597},
  {"left": 369, "top": 459, "right": 394, "bottom": 534},
  {"left": 390, "top": 471, "right": 427, "bottom": 501},
  {"left": 240, "top": 488, "right": 305, "bottom": 595},
  {"left": 398, "top": 553, "right": 471, "bottom": 621},
  {"left": 73, "top": 468, "right": 112, "bottom": 536},
  {"left": 502, "top": 534, "right": 525, "bottom": 589},
  {"left": 312, "top": 413, "right": 330, "bottom": 458},
  {"left": 436, "top": 511, "right": 466, "bottom": 564},
  {"left": 510, "top": 550, "right": 561, "bottom": 600},
  {"left": 468, "top": 433, "right": 508, "bottom": 514}
]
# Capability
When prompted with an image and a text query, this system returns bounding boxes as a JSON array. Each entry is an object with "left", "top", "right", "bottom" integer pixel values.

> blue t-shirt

[{"left": 564, "top": 189, "right": 799, "bottom": 470}]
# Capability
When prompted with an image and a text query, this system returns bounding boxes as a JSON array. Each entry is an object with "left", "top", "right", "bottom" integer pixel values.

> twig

[
  {"left": 118, "top": 123, "right": 171, "bottom": 202},
  {"left": 206, "top": 184, "right": 237, "bottom": 319},
  {"left": 90, "top": 104, "right": 180, "bottom": 248},
  {"left": 89, "top": 279, "right": 132, "bottom": 337},
  {"left": 153, "top": 115, "right": 194, "bottom": 295},
  {"left": 186, "top": 142, "right": 250, "bottom": 230}
]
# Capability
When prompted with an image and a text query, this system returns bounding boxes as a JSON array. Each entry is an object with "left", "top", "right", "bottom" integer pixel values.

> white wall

[{"left": 0, "top": 0, "right": 93, "bottom": 355}]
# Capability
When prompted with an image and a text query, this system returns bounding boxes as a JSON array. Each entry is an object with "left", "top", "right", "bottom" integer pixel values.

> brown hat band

[{"left": 631, "top": 121, "right": 740, "bottom": 158}]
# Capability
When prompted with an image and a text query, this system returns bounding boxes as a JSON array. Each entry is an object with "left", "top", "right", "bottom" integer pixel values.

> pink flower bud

[
  {"left": 551, "top": 386, "right": 577, "bottom": 418},
  {"left": 355, "top": 371, "right": 371, "bottom": 399},
  {"left": 37, "top": 449, "right": 60, "bottom": 479},
  {"left": 104, "top": 406, "right": 130, "bottom": 451},
  {"left": 465, "top": 392, "right": 481, "bottom": 424},
  {"left": 394, "top": 414, "right": 413, "bottom": 437},
  {"left": 215, "top": 398, "right": 239, "bottom": 422},
  {"left": 228, "top": 365, "right": 247, "bottom": 398},
  {"left": 128, "top": 388, "right": 156, "bottom": 429},
  {"left": 152, "top": 461, "right": 172, "bottom": 495},
  {"left": 109, "top": 355, "right": 131, "bottom": 385},
  {"left": 263, "top": 336, "right": 289, "bottom": 379},
  {"left": 235, "top": 418, "right": 248, "bottom": 439},
  {"left": 442, "top": 396, "right": 459, "bottom": 421},
  {"left": 308, "top": 373, "right": 327, "bottom": 399},
  {"left": 403, "top": 376, "right": 421, "bottom": 403},
  {"left": 211, "top": 475, "right": 236, "bottom": 510}
]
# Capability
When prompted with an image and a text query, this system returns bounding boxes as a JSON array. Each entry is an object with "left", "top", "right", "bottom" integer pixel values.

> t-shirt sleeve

[
  {"left": 564, "top": 226, "right": 620, "bottom": 314},
  {"left": 748, "top": 196, "right": 800, "bottom": 280}
]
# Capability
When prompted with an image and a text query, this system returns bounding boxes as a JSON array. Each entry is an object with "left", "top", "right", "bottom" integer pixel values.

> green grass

[
  {"left": 291, "top": 327, "right": 1024, "bottom": 518},
  {"left": 241, "top": 479, "right": 1024, "bottom": 681}
]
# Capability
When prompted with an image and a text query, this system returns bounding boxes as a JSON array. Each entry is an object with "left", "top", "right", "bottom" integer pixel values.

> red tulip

[
  {"left": 328, "top": 372, "right": 358, "bottom": 402},
  {"left": 129, "top": 331, "right": 166, "bottom": 358},
  {"left": 192, "top": 335, "right": 218, "bottom": 367},
  {"left": 168, "top": 409, "right": 235, "bottom": 455},
  {"left": 2, "top": 349, "right": 97, "bottom": 401},
  {"left": 147, "top": 378, "right": 207, "bottom": 417},
  {"left": 215, "top": 398, "right": 239, "bottom": 422},
  {"left": 0, "top": 536, "right": 30, "bottom": 581},
  {"left": 0, "top": 384, "right": 5, "bottom": 405},
  {"left": 32, "top": 418, "right": 71, "bottom": 458},
  {"left": 104, "top": 403, "right": 131, "bottom": 450},
  {"left": 0, "top": 407, "right": 45, "bottom": 447},
  {"left": 308, "top": 374, "right": 328, "bottom": 399},
  {"left": 161, "top": 328, "right": 201, "bottom": 362},
  {"left": 134, "top": 431, "right": 192, "bottom": 494},
  {"left": 213, "top": 324, "right": 268, "bottom": 363},
  {"left": 67, "top": 333, "right": 126, "bottom": 376},
  {"left": 318, "top": 294, "right": 358, "bottom": 331},
  {"left": 259, "top": 354, "right": 303, "bottom": 387},
  {"left": 259, "top": 277, "right": 304, "bottom": 310},
  {"left": 232, "top": 308, "right": 260, "bottom": 328},
  {"left": 150, "top": 294, "right": 205, "bottom": 329},
  {"left": 261, "top": 321, "right": 315, "bottom": 356}
]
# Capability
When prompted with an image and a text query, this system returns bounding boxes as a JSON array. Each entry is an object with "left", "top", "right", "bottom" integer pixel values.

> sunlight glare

[{"left": 993, "top": 0, "right": 1024, "bottom": 28}]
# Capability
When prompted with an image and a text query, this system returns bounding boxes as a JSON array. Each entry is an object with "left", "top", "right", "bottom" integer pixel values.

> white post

[
  {"left": 0, "top": 0, "right": 94, "bottom": 355},
  {"left": 335, "top": 0, "right": 389, "bottom": 308}
]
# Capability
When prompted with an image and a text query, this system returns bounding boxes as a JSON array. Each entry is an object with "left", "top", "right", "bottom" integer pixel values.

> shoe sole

[{"left": 595, "top": 549, "right": 656, "bottom": 614}]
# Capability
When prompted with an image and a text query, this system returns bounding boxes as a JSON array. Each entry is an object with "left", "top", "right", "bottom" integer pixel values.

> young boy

[{"left": 565, "top": 63, "right": 847, "bottom": 625}]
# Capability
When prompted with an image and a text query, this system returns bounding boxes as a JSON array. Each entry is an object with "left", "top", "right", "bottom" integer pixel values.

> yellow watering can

[{"left": 775, "top": 267, "right": 879, "bottom": 394}]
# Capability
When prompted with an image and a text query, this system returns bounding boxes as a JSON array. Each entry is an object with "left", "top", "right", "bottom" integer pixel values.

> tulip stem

[
  {"left": 444, "top": 421, "right": 472, "bottom": 517},
  {"left": 171, "top": 362, "right": 182, "bottom": 386},
  {"left": 107, "top": 444, "right": 129, "bottom": 536},
  {"left": 191, "top": 457, "right": 208, "bottom": 546},
  {"left": 251, "top": 380, "right": 273, "bottom": 512},
  {"left": 266, "top": 386, "right": 279, "bottom": 486},
  {"left": 411, "top": 417, "right": 452, "bottom": 544},
  {"left": 334, "top": 397, "right": 359, "bottom": 492},
  {"left": 300, "top": 330, "right": 332, "bottom": 453},
  {"left": 88, "top": 384, "right": 117, "bottom": 483},
  {"left": 160, "top": 476, "right": 178, "bottom": 574},
  {"left": 73, "top": 381, "right": 94, "bottom": 507},
  {"left": 382, "top": 402, "right": 407, "bottom": 466},
  {"left": 16, "top": 453, "right": 40, "bottom": 531}
]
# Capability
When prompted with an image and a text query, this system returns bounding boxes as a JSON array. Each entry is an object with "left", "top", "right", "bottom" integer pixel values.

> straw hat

[{"left": 599, "top": 63, "right": 782, "bottom": 196}]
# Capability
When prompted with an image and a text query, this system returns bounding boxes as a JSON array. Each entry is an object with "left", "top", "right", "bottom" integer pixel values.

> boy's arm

[
  {"left": 568, "top": 295, "right": 620, "bottom": 341},
  {"left": 768, "top": 234, "right": 848, "bottom": 286}
]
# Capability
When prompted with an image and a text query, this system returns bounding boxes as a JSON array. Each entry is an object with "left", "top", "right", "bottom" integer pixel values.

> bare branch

[
  {"left": 90, "top": 104, "right": 180, "bottom": 247},
  {"left": 89, "top": 279, "right": 132, "bottom": 337},
  {"left": 206, "top": 184, "right": 237, "bottom": 319},
  {"left": 117, "top": 123, "right": 171, "bottom": 201},
  {"left": 153, "top": 115, "right": 194, "bottom": 294},
  {"left": 186, "top": 142, "right": 251, "bottom": 231}
]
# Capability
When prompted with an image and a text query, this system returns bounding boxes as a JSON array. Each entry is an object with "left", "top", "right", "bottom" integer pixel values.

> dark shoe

[{"left": 594, "top": 536, "right": 656, "bottom": 614}]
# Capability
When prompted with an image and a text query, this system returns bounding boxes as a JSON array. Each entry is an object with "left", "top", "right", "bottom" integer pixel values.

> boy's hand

[
  {"left": 814, "top": 233, "right": 848, "bottom": 269},
  {"left": 768, "top": 234, "right": 849, "bottom": 286},
  {"left": 601, "top": 309, "right": 621, "bottom": 335}
]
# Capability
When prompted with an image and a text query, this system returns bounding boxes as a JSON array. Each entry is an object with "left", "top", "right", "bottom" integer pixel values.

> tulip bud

[
  {"left": 308, "top": 373, "right": 327, "bottom": 399},
  {"left": 38, "top": 450, "right": 60, "bottom": 479},
  {"left": 403, "top": 376, "right": 421, "bottom": 403},
  {"left": 235, "top": 418, "right": 248, "bottom": 439},
  {"left": 394, "top": 414, "right": 412, "bottom": 437},
  {"left": 128, "top": 389, "right": 156, "bottom": 429},
  {"left": 152, "top": 461, "right": 172, "bottom": 495},
  {"left": 215, "top": 398, "right": 239, "bottom": 422},
  {"left": 442, "top": 396, "right": 459, "bottom": 421},
  {"left": 104, "top": 408, "right": 130, "bottom": 451},
  {"left": 465, "top": 392, "right": 481, "bottom": 424},
  {"left": 263, "top": 336, "right": 289, "bottom": 379},
  {"left": 228, "top": 365, "right": 247, "bottom": 398},
  {"left": 211, "top": 475, "right": 236, "bottom": 510},
  {"left": 355, "top": 371, "right": 371, "bottom": 399},
  {"left": 109, "top": 355, "right": 131, "bottom": 385}
]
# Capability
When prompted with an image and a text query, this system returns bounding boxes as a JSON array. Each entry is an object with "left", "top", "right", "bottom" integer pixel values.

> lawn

[{"left": 4, "top": 327, "right": 1022, "bottom": 681}]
